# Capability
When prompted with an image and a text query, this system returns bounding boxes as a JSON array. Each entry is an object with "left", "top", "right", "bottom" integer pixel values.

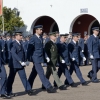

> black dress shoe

[
  {"left": 70, "top": 83, "right": 77, "bottom": 87},
  {"left": 27, "top": 90, "right": 34, "bottom": 96},
  {"left": 87, "top": 75, "right": 92, "bottom": 80},
  {"left": 47, "top": 86, "right": 56, "bottom": 93},
  {"left": 41, "top": 86, "right": 46, "bottom": 90},
  {"left": 59, "top": 85, "right": 67, "bottom": 90},
  {"left": 1, "top": 94, "right": 11, "bottom": 99},
  {"left": 10, "top": 93, "right": 18, "bottom": 97},
  {"left": 82, "top": 82, "right": 88, "bottom": 86},
  {"left": 92, "top": 79, "right": 99, "bottom": 83}
]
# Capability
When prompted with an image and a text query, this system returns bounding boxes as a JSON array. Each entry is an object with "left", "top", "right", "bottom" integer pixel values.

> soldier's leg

[
  {"left": 91, "top": 59, "right": 98, "bottom": 81},
  {"left": 34, "top": 63, "right": 52, "bottom": 89},
  {"left": 45, "top": 65, "right": 52, "bottom": 79},
  {"left": 51, "top": 66, "right": 63, "bottom": 87},
  {"left": 6, "top": 68, "right": 17, "bottom": 94},
  {"left": 42, "top": 66, "right": 52, "bottom": 88},
  {"left": 69, "top": 62, "right": 74, "bottom": 75},
  {"left": 54, "top": 66, "right": 63, "bottom": 86},
  {"left": 74, "top": 62, "right": 85, "bottom": 83},
  {"left": 18, "top": 68, "right": 31, "bottom": 91},
  {"left": 28, "top": 65, "right": 37, "bottom": 88},
  {"left": 59, "top": 63, "right": 74, "bottom": 84},
  {"left": 0, "top": 65, "right": 7, "bottom": 95}
]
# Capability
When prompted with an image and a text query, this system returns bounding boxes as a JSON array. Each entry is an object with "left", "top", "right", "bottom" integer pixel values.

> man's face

[
  {"left": 6, "top": 36, "right": 10, "bottom": 40},
  {"left": 50, "top": 35, "right": 57, "bottom": 41},
  {"left": 84, "top": 35, "right": 88, "bottom": 40},
  {"left": 36, "top": 28, "right": 43, "bottom": 35},
  {"left": 61, "top": 36, "right": 68, "bottom": 42},
  {"left": 73, "top": 36, "right": 78, "bottom": 42},
  {"left": 93, "top": 30, "right": 99, "bottom": 36},
  {"left": 26, "top": 37, "right": 29, "bottom": 41},
  {"left": 15, "top": 34, "right": 22, "bottom": 41},
  {"left": 43, "top": 35, "right": 47, "bottom": 39},
  {"left": 56, "top": 33, "right": 59, "bottom": 38},
  {"left": 68, "top": 34, "right": 72, "bottom": 38}
]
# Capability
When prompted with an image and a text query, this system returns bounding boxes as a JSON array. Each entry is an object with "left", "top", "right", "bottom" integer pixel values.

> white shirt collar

[
  {"left": 35, "top": 33, "right": 40, "bottom": 38},
  {"left": 93, "top": 34, "right": 97, "bottom": 37},
  {"left": 15, "top": 39, "right": 20, "bottom": 45},
  {"left": 72, "top": 40, "right": 76, "bottom": 44},
  {"left": 7, "top": 38, "right": 10, "bottom": 41},
  {"left": 51, "top": 39, "right": 56, "bottom": 43}
]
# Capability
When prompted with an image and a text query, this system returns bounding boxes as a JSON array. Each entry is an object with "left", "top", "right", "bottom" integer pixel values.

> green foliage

[{"left": 0, "top": 6, "right": 24, "bottom": 33}]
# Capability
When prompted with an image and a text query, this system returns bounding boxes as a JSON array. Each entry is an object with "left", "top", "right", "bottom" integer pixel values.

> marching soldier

[
  {"left": 68, "top": 33, "right": 88, "bottom": 86},
  {"left": 78, "top": 33, "right": 85, "bottom": 65},
  {"left": 42, "top": 33, "right": 49, "bottom": 47},
  {"left": 44, "top": 32, "right": 66, "bottom": 90},
  {"left": 84, "top": 33, "right": 89, "bottom": 65},
  {"left": 0, "top": 35, "right": 6, "bottom": 63},
  {"left": 27, "top": 25, "right": 56, "bottom": 93},
  {"left": 6, "top": 33, "right": 13, "bottom": 63},
  {"left": 87, "top": 27, "right": 100, "bottom": 83},
  {"left": 54, "top": 33, "right": 77, "bottom": 87},
  {"left": 6, "top": 30, "right": 34, "bottom": 98},
  {"left": 0, "top": 40, "right": 8, "bottom": 98}
]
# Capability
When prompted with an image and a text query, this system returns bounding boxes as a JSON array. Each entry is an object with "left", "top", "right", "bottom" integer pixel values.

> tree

[{"left": 0, "top": 6, "right": 24, "bottom": 34}]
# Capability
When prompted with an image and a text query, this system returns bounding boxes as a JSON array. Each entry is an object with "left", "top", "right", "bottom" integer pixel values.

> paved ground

[{"left": 2, "top": 63, "right": 100, "bottom": 100}]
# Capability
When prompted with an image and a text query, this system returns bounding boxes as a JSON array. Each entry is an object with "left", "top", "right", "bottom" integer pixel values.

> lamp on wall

[{"left": 78, "top": 21, "right": 81, "bottom": 25}]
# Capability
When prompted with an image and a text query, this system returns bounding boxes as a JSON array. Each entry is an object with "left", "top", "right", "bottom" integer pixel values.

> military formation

[{"left": 0, "top": 25, "right": 100, "bottom": 99}]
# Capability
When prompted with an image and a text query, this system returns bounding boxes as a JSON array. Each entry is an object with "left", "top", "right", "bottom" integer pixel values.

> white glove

[
  {"left": 62, "top": 60, "right": 65, "bottom": 63},
  {"left": 83, "top": 57, "right": 86, "bottom": 61},
  {"left": 21, "top": 62, "right": 26, "bottom": 66},
  {"left": 25, "top": 61, "right": 30, "bottom": 66},
  {"left": 82, "top": 50, "right": 84, "bottom": 52},
  {"left": 72, "top": 58, "right": 75, "bottom": 61},
  {"left": 2, "top": 50, "right": 3, "bottom": 52},
  {"left": 46, "top": 57, "right": 50, "bottom": 62},
  {"left": 90, "top": 55, "right": 94, "bottom": 59}
]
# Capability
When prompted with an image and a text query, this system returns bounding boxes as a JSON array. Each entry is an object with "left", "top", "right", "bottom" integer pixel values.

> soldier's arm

[
  {"left": 44, "top": 42, "right": 51, "bottom": 57},
  {"left": 68, "top": 43, "right": 73, "bottom": 58},
  {"left": 81, "top": 39, "right": 85, "bottom": 52},
  {"left": 27, "top": 36, "right": 35, "bottom": 61},
  {"left": 87, "top": 37, "right": 93, "bottom": 56},
  {"left": 56, "top": 43, "right": 63, "bottom": 61},
  {"left": 11, "top": 44, "right": 22, "bottom": 63},
  {"left": 79, "top": 46, "right": 85, "bottom": 58}
]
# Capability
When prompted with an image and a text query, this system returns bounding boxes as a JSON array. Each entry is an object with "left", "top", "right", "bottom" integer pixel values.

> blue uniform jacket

[
  {"left": 68, "top": 41, "right": 84, "bottom": 64},
  {"left": 78, "top": 38, "right": 84, "bottom": 51},
  {"left": 57, "top": 42, "right": 70, "bottom": 65},
  {"left": 6, "top": 39, "right": 13, "bottom": 59},
  {"left": 27, "top": 34, "right": 45, "bottom": 63},
  {"left": 9, "top": 40, "right": 25, "bottom": 68},
  {"left": 88, "top": 35, "right": 100, "bottom": 59}
]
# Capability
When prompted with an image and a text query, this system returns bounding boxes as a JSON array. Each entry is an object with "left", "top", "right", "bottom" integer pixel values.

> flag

[{"left": 0, "top": 0, "right": 3, "bottom": 16}]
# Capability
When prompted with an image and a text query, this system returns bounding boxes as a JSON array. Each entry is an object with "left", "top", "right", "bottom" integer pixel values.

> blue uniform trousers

[
  {"left": 69, "top": 61, "right": 85, "bottom": 83},
  {"left": 88, "top": 59, "right": 100, "bottom": 80},
  {"left": 54, "top": 63, "right": 73, "bottom": 85},
  {"left": 6, "top": 68, "right": 31, "bottom": 94},
  {"left": 28, "top": 63, "right": 52, "bottom": 89},
  {"left": 0, "top": 65, "right": 7, "bottom": 94},
  {"left": 28, "top": 65, "right": 37, "bottom": 88}
]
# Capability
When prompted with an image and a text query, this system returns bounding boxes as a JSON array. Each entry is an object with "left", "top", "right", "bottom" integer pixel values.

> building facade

[{"left": 4, "top": 0, "right": 100, "bottom": 37}]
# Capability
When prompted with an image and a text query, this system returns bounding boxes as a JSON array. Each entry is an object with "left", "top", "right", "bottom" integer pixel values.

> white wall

[{"left": 3, "top": 0, "right": 100, "bottom": 34}]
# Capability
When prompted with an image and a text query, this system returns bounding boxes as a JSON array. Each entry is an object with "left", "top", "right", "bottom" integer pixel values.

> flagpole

[
  {"left": 2, "top": 15, "right": 4, "bottom": 35},
  {"left": 0, "top": 0, "right": 4, "bottom": 35}
]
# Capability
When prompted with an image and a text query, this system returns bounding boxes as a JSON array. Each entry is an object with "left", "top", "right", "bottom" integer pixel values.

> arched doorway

[
  {"left": 31, "top": 16, "right": 59, "bottom": 34},
  {"left": 70, "top": 14, "right": 100, "bottom": 37}
]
